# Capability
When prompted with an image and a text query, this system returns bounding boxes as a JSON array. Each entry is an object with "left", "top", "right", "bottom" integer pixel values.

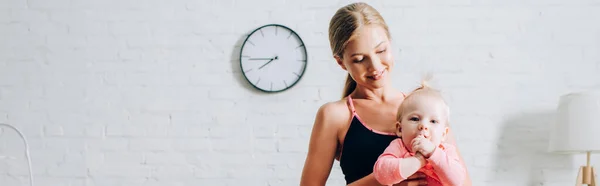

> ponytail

[{"left": 342, "top": 74, "right": 357, "bottom": 98}]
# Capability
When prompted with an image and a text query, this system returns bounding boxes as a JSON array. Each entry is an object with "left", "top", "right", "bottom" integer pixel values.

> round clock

[{"left": 239, "top": 24, "right": 308, "bottom": 93}]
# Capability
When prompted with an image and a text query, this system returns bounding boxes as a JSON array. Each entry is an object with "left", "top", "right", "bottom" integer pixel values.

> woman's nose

[{"left": 368, "top": 56, "right": 384, "bottom": 73}]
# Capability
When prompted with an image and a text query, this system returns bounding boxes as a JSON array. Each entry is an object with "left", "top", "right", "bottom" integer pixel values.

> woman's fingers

[
  {"left": 402, "top": 180, "right": 428, "bottom": 186},
  {"left": 398, "top": 173, "right": 427, "bottom": 186},
  {"left": 407, "top": 172, "right": 426, "bottom": 179}
]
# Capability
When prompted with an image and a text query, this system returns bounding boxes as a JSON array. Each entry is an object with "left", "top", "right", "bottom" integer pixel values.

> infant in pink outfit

[{"left": 373, "top": 82, "right": 466, "bottom": 186}]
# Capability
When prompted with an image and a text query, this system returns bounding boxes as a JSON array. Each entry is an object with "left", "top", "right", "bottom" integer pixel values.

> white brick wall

[{"left": 1, "top": 0, "right": 600, "bottom": 185}]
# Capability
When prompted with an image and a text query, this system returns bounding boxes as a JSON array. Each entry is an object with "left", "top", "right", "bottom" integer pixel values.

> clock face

[{"left": 239, "top": 24, "right": 308, "bottom": 93}]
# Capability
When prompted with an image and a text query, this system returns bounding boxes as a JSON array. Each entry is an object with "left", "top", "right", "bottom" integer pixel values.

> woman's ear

[
  {"left": 395, "top": 121, "right": 402, "bottom": 137},
  {"left": 334, "top": 55, "right": 347, "bottom": 70}
]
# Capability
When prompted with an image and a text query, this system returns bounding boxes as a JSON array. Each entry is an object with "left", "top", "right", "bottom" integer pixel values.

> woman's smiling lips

[{"left": 368, "top": 69, "right": 385, "bottom": 80}]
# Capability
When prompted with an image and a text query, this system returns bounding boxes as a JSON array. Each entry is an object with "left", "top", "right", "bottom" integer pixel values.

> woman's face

[{"left": 335, "top": 25, "right": 394, "bottom": 90}]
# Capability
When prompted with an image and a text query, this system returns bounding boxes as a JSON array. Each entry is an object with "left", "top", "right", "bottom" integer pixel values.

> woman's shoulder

[
  {"left": 318, "top": 98, "right": 348, "bottom": 111},
  {"left": 314, "top": 99, "right": 352, "bottom": 129}
]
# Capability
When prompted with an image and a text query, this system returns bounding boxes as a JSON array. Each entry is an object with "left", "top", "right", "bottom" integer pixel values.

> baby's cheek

[
  {"left": 429, "top": 132, "right": 444, "bottom": 144},
  {"left": 431, "top": 137, "right": 442, "bottom": 146}
]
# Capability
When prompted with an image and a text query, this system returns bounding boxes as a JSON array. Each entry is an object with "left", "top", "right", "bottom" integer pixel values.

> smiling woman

[
  {"left": 299, "top": 2, "right": 472, "bottom": 186},
  {"left": 239, "top": 24, "right": 308, "bottom": 93}
]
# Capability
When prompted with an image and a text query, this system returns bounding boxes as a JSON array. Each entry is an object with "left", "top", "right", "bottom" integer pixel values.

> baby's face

[{"left": 397, "top": 94, "right": 449, "bottom": 152}]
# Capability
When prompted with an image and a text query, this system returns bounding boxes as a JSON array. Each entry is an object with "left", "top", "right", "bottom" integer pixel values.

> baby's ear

[
  {"left": 442, "top": 126, "right": 449, "bottom": 141},
  {"left": 395, "top": 121, "right": 402, "bottom": 137}
]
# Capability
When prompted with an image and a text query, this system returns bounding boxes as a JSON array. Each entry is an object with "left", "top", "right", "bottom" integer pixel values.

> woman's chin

[
  {"left": 364, "top": 78, "right": 390, "bottom": 89},
  {"left": 354, "top": 77, "right": 393, "bottom": 91}
]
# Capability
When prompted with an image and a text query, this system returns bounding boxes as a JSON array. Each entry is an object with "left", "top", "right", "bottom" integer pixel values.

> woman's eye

[
  {"left": 353, "top": 58, "right": 364, "bottom": 63},
  {"left": 376, "top": 49, "right": 387, "bottom": 54}
]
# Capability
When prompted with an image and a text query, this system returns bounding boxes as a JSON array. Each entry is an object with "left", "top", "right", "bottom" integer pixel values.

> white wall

[{"left": 1, "top": 0, "right": 600, "bottom": 185}]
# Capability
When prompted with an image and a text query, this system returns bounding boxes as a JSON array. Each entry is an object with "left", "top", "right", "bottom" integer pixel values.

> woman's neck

[{"left": 352, "top": 85, "right": 398, "bottom": 103}]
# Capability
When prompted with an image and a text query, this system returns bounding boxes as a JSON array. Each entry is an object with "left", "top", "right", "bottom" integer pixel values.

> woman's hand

[{"left": 393, "top": 172, "right": 428, "bottom": 186}]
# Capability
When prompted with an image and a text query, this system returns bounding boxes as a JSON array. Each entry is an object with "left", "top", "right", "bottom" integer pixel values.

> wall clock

[{"left": 239, "top": 24, "right": 308, "bottom": 93}]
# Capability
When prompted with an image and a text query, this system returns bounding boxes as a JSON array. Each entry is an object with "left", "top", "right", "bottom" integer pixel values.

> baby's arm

[
  {"left": 427, "top": 144, "right": 466, "bottom": 186},
  {"left": 373, "top": 139, "right": 427, "bottom": 185}
]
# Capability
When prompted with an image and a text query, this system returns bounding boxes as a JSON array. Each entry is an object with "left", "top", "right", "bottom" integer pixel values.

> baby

[{"left": 373, "top": 80, "right": 466, "bottom": 186}]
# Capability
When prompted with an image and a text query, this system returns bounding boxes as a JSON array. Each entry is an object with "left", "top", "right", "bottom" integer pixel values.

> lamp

[{"left": 549, "top": 91, "right": 600, "bottom": 186}]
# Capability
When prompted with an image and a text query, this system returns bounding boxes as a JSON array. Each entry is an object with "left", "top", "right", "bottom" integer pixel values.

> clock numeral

[
  {"left": 287, "top": 31, "right": 293, "bottom": 39},
  {"left": 275, "top": 26, "right": 278, "bottom": 35},
  {"left": 296, "top": 44, "right": 304, "bottom": 49},
  {"left": 256, "top": 78, "right": 261, "bottom": 85},
  {"left": 244, "top": 68, "right": 253, "bottom": 73},
  {"left": 283, "top": 80, "right": 288, "bottom": 87},
  {"left": 270, "top": 82, "right": 273, "bottom": 91},
  {"left": 260, "top": 29, "right": 264, "bottom": 37},
  {"left": 248, "top": 40, "right": 255, "bottom": 46},
  {"left": 242, "top": 55, "right": 250, "bottom": 58},
  {"left": 293, "top": 72, "right": 300, "bottom": 78},
  {"left": 298, "top": 59, "right": 307, "bottom": 62}
]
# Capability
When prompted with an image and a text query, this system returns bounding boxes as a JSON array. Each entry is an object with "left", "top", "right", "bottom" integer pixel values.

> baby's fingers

[
  {"left": 412, "top": 137, "right": 422, "bottom": 146},
  {"left": 411, "top": 137, "right": 420, "bottom": 144},
  {"left": 412, "top": 140, "right": 420, "bottom": 147},
  {"left": 413, "top": 144, "right": 423, "bottom": 153}
]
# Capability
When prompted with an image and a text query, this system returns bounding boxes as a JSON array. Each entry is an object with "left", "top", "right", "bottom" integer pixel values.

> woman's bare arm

[
  {"left": 300, "top": 102, "right": 387, "bottom": 186},
  {"left": 300, "top": 103, "right": 344, "bottom": 186}
]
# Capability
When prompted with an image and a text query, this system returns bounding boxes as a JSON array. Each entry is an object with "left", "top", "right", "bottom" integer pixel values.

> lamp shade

[{"left": 549, "top": 90, "right": 600, "bottom": 154}]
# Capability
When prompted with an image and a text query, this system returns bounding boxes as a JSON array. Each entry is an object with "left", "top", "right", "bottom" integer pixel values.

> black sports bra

[{"left": 338, "top": 96, "right": 399, "bottom": 185}]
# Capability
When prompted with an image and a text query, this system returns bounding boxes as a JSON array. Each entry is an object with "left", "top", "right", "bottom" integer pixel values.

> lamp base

[{"left": 576, "top": 166, "right": 596, "bottom": 186}]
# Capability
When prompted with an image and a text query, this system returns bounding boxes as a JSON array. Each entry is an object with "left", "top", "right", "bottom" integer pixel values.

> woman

[{"left": 299, "top": 2, "right": 471, "bottom": 186}]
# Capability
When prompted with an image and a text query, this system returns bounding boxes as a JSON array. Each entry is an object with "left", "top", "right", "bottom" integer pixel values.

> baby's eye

[
  {"left": 430, "top": 120, "right": 438, "bottom": 124},
  {"left": 409, "top": 117, "right": 419, "bottom": 121}
]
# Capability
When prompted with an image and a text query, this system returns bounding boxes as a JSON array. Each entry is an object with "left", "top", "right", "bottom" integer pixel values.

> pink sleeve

[
  {"left": 373, "top": 139, "right": 407, "bottom": 185},
  {"left": 427, "top": 144, "right": 466, "bottom": 186}
]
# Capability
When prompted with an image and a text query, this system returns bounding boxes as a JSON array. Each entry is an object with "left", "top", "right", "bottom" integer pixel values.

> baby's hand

[{"left": 411, "top": 135, "right": 436, "bottom": 158}]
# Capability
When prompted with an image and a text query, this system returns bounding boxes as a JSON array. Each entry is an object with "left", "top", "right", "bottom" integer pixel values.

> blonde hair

[
  {"left": 396, "top": 75, "right": 450, "bottom": 124},
  {"left": 328, "top": 2, "right": 392, "bottom": 98}
]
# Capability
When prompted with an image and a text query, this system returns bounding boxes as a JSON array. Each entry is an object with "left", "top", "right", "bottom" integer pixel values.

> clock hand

[
  {"left": 258, "top": 59, "right": 274, "bottom": 69},
  {"left": 258, "top": 56, "right": 278, "bottom": 70},
  {"left": 248, "top": 58, "right": 274, "bottom": 60}
]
